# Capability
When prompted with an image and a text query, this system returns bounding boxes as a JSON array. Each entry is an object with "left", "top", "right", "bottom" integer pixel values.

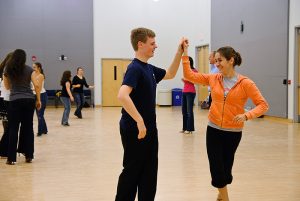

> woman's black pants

[{"left": 206, "top": 125, "right": 242, "bottom": 188}]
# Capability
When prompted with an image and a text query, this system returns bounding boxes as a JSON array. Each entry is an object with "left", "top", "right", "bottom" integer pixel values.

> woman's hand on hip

[{"left": 233, "top": 114, "right": 247, "bottom": 123}]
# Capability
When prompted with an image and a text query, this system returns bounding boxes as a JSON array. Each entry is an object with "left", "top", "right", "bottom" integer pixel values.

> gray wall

[
  {"left": 211, "top": 0, "right": 289, "bottom": 118},
  {"left": 0, "top": 0, "right": 94, "bottom": 90}
]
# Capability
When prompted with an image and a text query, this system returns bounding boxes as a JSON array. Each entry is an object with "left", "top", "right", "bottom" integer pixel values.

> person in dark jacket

[{"left": 72, "top": 67, "right": 93, "bottom": 118}]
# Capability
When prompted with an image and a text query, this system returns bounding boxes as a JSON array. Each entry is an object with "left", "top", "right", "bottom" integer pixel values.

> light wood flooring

[{"left": 0, "top": 107, "right": 299, "bottom": 201}]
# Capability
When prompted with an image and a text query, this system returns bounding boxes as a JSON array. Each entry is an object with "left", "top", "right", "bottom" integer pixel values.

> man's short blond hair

[{"left": 130, "top": 27, "right": 156, "bottom": 51}]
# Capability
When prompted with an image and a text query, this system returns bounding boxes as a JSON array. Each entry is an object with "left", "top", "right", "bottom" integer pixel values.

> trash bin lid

[{"left": 159, "top": 89, "right": 171, "bottom": 92}]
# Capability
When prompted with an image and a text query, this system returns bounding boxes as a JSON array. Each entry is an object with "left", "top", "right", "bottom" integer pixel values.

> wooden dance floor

[{"left": 0, "top": 107, "right": 299, "bottom": 201}]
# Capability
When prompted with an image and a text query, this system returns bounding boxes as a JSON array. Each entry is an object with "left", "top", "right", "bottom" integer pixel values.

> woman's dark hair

[
  {"left": 0, "top": 52, "right": 13, "bottom": 78},
  {"left": 34, "top": 62, "right": 45, "bottom": 78},
  {"left": 188, "top": 56, "right": 195, "bottom": 69},
  {"left": 60, "top": 70, "right": 71, "bottom": 86},
  {"left": 5, "top": 49, "right": 27, "bottom": 81},
  {"left": 217, "top": 46, "right": 242, "bottom": 66}
]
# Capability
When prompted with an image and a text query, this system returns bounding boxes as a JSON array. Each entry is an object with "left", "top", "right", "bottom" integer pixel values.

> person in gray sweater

[{"left": 3, "top": 49, "right": 41, "bottom": 165}]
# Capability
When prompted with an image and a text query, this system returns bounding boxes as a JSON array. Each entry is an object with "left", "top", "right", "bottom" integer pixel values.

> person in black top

[
  {"left": 60, "top": 70, "right": 74, "bottom": 126},
  {"left": 72, "top": 67, "right": 93, "bottom": 119},
  {"left": 115, "top": 27, "right": 186, "bottom": 201}
]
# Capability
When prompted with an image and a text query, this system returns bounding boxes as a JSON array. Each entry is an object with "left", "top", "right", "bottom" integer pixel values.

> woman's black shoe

[{"left": 74, "top": 113, "right": 82, "bottom": 119}]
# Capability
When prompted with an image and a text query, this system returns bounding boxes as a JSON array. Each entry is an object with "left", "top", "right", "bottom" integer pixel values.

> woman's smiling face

[{"left": 214, "top": 52, "right": 234, "bottom": 75}]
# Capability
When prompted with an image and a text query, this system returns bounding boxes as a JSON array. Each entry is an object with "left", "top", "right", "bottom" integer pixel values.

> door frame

[
  {"left": 195, "top": 43, "right": 209, "bottom": 67},
  {"left": 294, "top": 27, "right": 300, "bottom": 122},
  {"left": 195, "top": 44, "right": 209, "bottom": 105}
]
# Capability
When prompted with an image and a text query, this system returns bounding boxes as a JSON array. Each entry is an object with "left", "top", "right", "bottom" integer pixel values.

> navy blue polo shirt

[{"left": 120, "top": 58, "right": 166, "bottom": 131}]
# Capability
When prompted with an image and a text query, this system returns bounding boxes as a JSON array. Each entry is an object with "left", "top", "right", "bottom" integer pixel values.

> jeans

[
  {"left": 73, "top": 92, "right": 84, "bottom": 118},
  {"left": 7, "top": 98, "right": 35, "bottom": 162},
  {"left": 60, "top": 97, "right": 71, "bottom": 124},
  {"left": 36, "top": 92, "right": 48, "bottom": 134},
  {"left": 182, "top": 92, "right": 196, "bottom": 131}
]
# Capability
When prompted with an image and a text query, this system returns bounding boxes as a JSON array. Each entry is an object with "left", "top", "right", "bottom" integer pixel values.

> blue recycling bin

[{"left": 172, "top": 88, "right": 182, "bottom": 106}]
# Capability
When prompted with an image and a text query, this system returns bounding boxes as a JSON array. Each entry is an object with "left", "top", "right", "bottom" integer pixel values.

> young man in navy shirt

[{"left": 115, "top": 28, "right": 186, "bottom": 201}]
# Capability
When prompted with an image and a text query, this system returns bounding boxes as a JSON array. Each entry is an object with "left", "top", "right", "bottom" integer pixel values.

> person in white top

[
  {"left": 32, "top": 62, "right": 48, "bottom": 136},
  {"left": 0, "top": 52, "right": 29, "bottom": 158},
  {"left": 0, "top": 52, "right": 12, "bottom": 157}
]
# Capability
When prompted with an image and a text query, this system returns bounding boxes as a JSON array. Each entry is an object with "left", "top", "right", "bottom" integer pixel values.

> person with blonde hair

[{"left": 182, "top": 42, "right": 269, "bottom": 201}]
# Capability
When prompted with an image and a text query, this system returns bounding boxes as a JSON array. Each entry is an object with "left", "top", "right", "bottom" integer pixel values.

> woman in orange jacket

[{"left": 182, "top": 43, "right": 269, "bottom": 201}]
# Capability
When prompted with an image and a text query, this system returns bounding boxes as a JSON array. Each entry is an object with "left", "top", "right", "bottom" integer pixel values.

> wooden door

[
  {"left": 102, "top": 59, "right": 132, "bottom": 106},
  {"left": 196, "top": 45, "right": 209, "bottom": 105}
]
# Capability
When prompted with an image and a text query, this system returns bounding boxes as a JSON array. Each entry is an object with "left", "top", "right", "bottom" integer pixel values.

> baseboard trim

[{"left": 263, "top": 115, "right": 294, "bottom": 123}]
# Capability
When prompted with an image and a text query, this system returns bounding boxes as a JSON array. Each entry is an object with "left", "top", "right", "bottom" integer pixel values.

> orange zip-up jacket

[{"left": 182, "top": 56, "right": 269, "bottom": 129}]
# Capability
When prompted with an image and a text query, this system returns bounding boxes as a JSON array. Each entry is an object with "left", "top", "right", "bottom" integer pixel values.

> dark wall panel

[
  {"left": 211, "top": 0, "right": 289, "bottom": 117},
  {"left": 0, "top": 0, "right": 94, "bottom": 90}
]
